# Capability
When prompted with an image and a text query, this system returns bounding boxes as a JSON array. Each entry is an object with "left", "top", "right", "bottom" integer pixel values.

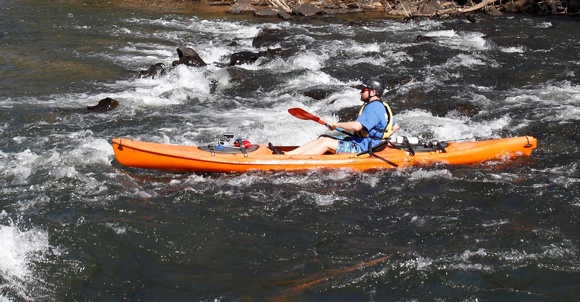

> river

[{"left": 1, "top": 0, "right": 578, "bottom": 301}]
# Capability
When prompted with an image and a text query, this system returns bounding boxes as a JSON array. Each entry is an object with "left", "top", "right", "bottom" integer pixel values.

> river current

[{"left": 1, "top": 1, "right": 579, "bottom": 301}]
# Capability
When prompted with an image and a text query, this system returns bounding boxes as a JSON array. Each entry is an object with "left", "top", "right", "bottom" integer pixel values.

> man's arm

[{"left": 328, "top": 121, "right": 363, "bottom": 132}]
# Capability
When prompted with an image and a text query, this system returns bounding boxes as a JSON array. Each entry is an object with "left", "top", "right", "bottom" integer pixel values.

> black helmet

[{"left": 356, "top": 78, "right": 385, "bottom": 96}]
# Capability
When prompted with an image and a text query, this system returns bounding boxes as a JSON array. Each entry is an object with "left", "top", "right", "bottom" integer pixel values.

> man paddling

[{"left": 285, "top": 78, "right": 399, "bottom": 156}]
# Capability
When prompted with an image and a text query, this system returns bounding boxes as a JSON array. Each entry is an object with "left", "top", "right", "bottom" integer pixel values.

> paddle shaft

[{"left": 288, "top": 108, "right": 354, "bottom": 136}]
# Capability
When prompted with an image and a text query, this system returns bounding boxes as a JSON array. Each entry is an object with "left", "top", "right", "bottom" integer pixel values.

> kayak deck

[{"left": 111, "top": 136, "right": 538, "bottom": 173}]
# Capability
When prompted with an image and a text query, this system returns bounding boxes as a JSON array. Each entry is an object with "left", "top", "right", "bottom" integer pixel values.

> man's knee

[{"left": 320, "top": 137, "right": 334, "bottom": 143}]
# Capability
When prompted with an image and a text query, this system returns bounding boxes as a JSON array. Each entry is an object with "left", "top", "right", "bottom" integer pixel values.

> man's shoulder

[{"left": 365, "top": 100, "right": 387, "bottom": 111}]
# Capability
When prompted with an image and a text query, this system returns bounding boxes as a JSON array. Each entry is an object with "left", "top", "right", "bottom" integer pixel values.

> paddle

[{"left": 288, "top": 108, "right": 354, "bottom": 136}]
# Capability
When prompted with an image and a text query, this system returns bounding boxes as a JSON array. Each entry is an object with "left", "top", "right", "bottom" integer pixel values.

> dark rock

[
  {"left": 466, "top": 14, "right": 478, "bottom": 23},
  {"left": 278, "top": 8, "right": 293, "bottom": 19},
  {"left": 230, "top": 51, "right": 262, "bottom": 66},
  {"left": 322, "top": 7, "right": 355, "bottom": 15},
  {"left": 569, "top": 0, "right": 580, "bottom": 13},
  {"left": 452, "top": 102, "right": 480, "bottom": 117},
  {"left": 139, "top": 63, "right": 167, "bottom": 79},
  {"left": 415, "top": 35, "right": 436, "bottom": 43},
  {"left": 349, "top": 20, "right": 373, "bottom": 26},
  {"left": 172, "top": 47, "right": 207, "bottom": 67},
  {"left": 228, "top": 0, "right": 255, "bottom": 14},
  {"left": 229, "top": 48, "right": 285, "bottom": 66},
  {"left": 487, "top": 5, "right": 503, "bottom": 16},
  {"left": 303, "top": 88, "right": 333, "bottom": 100},
  {"left": 347, "top": 2, "right": 361, "bottom": 9},
  {"left": 418, "top": 1, "right": 442, "bottom": 15},
  {"left": 252, "top": 28, "right": 287, "bottom": 48},
  {"left": 87, "top": 97, "right": 119, "bottom": 112},
  {"left": 504, "top": 0, "right": 541, "bottom": 14},
  {"left": 293, "top": 3, "right": 322, "bottom": 16},
  {"left": 254, "top": 7, "right": 279, "bottom": 18}
]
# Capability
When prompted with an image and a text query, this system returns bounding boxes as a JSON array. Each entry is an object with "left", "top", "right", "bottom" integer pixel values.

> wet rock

[
  {"left": 139, "top": 63, "right": 167, "bottom": 79},
  {"left": 230, "top": 51, "right": 263, "bottom": 66},
  {"left": 172, "top": 47, "right": 207, "bottom": 67},
  {"left": 415, "top": 35, "right": 436, "bottom": 43},
  {"left": 302, "top": 87, "right": 333, "bottom": 100},
  {"left": 87, "top": 97, "right": 119, "bottom": 113},
  {"left": 252, "top": 28, "right": 288, "bottom": 48},
  {"left": 229, "top": 48, "right": 284, "bottom": 66}
]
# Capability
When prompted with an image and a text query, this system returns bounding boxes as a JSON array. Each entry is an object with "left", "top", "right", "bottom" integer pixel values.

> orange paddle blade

[{"left": 288, "top": 108, "right": 325, "bottom": 125}]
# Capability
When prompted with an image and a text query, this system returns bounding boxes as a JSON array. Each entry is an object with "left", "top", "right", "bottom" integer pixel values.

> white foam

[
  {"left": 425, "top": 30, "right": 495, "bottom": 51},
  {"left": 285, "top": 71, "right": 341, "bottom": 90},
  {"left": 75, "top": 137, "right": 115, "bottom": 165},
  {"left": 197, "top": 45, "right": 232, "bottom": 65},
  {"left": 0, "top": 149, "right": 40, "bottom": 184},
  {"left": 108, "top": 64, "right": 213, "bottom": 106},
  {"left": 426, "top": 29, "right": 458, "bottom": 38},
  {"left": 536, "top": 21, "right": 553, "bottom": 28},
  {"left": 396, "top": 109, "right": 507, "bottom": 141},
  {"left": 504, "top": 82, "right": 580, "bottom": 122},
  {"left": 500, "top": 46, "right": 525, "bottom": 53},
  {"left": 291, "top": 51, "right": 327, "bottom": 71},
  {"left": 311, "top": 194, "right": 339, "bottom": 206},
  {"left": 0, "top": 220, "right": 50, "bottom": 301},
  {"left": 444, "top": 53, "right": 488, "bottom": 69},
  {"left": 407, "top": 169, "right": 454, "bottom": 181}
]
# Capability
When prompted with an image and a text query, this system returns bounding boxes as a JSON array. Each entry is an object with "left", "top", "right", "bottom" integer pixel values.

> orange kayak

[{"left": 111, "top": 136, "right": 537, "bottom": 173}]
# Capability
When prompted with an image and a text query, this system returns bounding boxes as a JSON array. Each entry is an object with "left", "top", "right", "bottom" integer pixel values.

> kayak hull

[{"left": 111, "top": 136, "right": 538, "bottom": 173}]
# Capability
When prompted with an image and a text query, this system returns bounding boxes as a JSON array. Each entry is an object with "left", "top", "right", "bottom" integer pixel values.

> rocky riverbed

[{"left": 79, "top": 0, "right": 579, "bottom": 19}]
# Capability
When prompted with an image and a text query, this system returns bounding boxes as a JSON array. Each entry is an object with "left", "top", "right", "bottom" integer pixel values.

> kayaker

[{"left": 285, "top": 78, "right": 399, "bottom": 156}]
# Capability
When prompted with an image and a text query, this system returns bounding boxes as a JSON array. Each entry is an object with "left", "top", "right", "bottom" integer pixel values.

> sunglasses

[{"left": 360, "top": 87, "right": 370, "bottom": 93}]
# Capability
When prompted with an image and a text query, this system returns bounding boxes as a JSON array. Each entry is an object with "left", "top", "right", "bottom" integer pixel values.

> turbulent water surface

[{"left": 1, "top": 0, "right": 579, "bottom": 301}]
